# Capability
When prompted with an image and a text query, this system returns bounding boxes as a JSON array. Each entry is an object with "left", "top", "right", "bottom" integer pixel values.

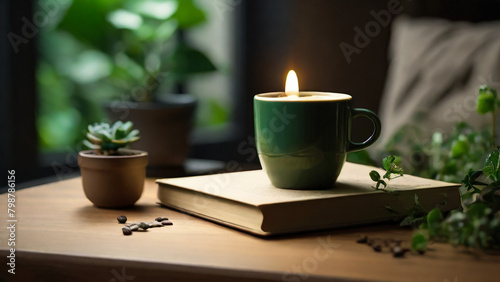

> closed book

[{"left": 156, "top": 162, "right": 461, "bottom": 236}]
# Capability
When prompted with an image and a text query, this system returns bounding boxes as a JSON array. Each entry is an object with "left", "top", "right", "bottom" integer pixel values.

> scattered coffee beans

[
  {"left": 118, "top": 216, "right": 172, "bottom": 235},
  {"left": 117, "top": 215, "right": 127, "bottom": 224},
  {"left": 356, "top": 235, "right": 411, "bottom": 258}
]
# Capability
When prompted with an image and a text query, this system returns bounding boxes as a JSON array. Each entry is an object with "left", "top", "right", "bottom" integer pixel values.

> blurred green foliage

[
  {"left": 37, "top": 0, "right": 226, "bottom": 152},
  {"left": 351, "top": 85, "right": 498, "bottom": 183},
  {"left": 383, "top": 122, "right": 492, "bottom": 183}
]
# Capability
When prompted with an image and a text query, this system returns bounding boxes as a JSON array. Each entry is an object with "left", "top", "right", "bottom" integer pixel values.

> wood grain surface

[{"left": 1, "top": 177, "right": 499, "bottom": 281}]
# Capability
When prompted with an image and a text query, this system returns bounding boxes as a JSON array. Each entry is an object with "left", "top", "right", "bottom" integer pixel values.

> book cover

[{"left": 156, "top": 162, "right": 461, "bottom": 236}]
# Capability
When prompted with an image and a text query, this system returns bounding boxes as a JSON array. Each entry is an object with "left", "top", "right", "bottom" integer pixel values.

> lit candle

[
  {"left": 285, "top": 70, "right": 299, "bottom": 97},
  {"left": 256, "top": 70, "right": 351, "bottom": 101}
]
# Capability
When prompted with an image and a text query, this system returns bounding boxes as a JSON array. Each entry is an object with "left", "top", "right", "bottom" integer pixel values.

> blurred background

[{"left": 2, "top": 0, "right": 500, "bottom": 186}]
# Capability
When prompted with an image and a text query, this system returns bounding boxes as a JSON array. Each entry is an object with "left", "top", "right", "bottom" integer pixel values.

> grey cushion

[{"left": 374, "top": 15, "right": 500, "bottom": 152}]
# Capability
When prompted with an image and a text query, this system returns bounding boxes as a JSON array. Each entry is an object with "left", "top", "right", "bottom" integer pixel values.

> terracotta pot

[
  {"left": 78, "top": 149, "right": 148, "bottom": 208},
  {"left": 105, "top": 94, "right": 196, "bottom": 168}
]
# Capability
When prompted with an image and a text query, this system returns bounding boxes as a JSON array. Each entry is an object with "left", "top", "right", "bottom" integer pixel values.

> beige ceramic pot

[{"left": 78, "top": 149, "right": 148, "bottom": 208}]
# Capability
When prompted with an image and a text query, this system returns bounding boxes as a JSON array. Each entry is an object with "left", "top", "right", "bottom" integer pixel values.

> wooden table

[{"left": 1, "top": 177, "right": 499, "bottom": 281}]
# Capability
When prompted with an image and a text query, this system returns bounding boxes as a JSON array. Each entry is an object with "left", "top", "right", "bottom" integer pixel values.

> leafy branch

[
  {"left": 369, "top": 155, "right": 404, "bottom": 190},
  {"left": 412, "top": 148, "right": 500, "bottom": 252},
  {"left": 476, "top": 85, "right": 499, "bottom": 148}
]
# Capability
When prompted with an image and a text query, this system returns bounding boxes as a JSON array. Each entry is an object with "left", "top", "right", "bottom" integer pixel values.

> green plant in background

[
  {"left": 37, "top": 0, "right": 224, "bottom": 152},
  {"left": 56, "top": 0, "right": 216, "bottom": 101},
  {"left": 83, "top": 121, "right": 140, "bottom": 155}
]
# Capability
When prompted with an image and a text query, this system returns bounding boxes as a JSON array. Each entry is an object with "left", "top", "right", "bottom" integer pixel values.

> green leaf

[
  {"left": 381, "top": 155, "right": 404, "bottom": 180},
  {"left": 113, "top": 121, "right": 133, "bottom": 139},
  {"left": 451, "top": 136, "right": 469, "bottom": 158},
  {"left": 483, "top": 149, "right": 500, "bottom": 182},
  {"left": 414, "top": 194, "right": 421, "bottom": 207},
  {"left": 411, "top": 232, "right": 428, "bottom": 251},
  {"left": 107, "top": 9, "right": 143, "bottom": 30},
  {"left": 369, "top": 170, "right": 381, "bottom": 182},
  {"left": 86, "top": 132, "right": 101, "bottom": 144},
  {"left": 169, "top": 43, "right": 217, "bottom": 82},
  {"left": 400, "top": 216, "right": 414, "bottom": 226},
  {"left": 127, "top": 129, "right": 140, "bottom": 138},
  {"left": 376, "top": 180, "right": 387, "bottom": 190},
  {"left": 111, "top": 121, "right": 124, "bottom": 137},
  {"left": 384, "top": 205, "right": 400, "bottom": 214},
  {"left": 427, "top": 207, "right": 443, "bottom": 237},
  {"left": 66, "top": 50, "right": 113, "bottom": 84},
  {"left": 82, "top": 139, "right": 99, "bottom": 150},
  {"left": 476, "top": 85, "right": 498, "bottom": 115},
  {"left": 443, "top": 210, "right": 466, "bottom": 223},
  {"left": 382, "top": 155, "right": 396, "bottom": 171},
  {"left": 125, "top": 0, "right": 178, "bottom": 20},
  {"left": 99, "top": 130, "right": 113, "bottom": 142},
  {"left": 153, "top": 21, "right": 177, "bottom": 42},
  {"left": 207, "top": 99, "right": 229, "bottom": 125},
  {"left": 121, "top": 121, "right": 134, "bottom": 134},
  {"left": 57, "top": 0, "right": 121, "bottom": 51},
  {"left": 172, "top": 0, "right": 206, "bottom": 29}
]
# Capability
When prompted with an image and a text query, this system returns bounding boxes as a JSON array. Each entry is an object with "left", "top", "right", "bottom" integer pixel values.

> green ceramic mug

[{"left": 254, "top": 92, "right": 381, "bottom": 189}]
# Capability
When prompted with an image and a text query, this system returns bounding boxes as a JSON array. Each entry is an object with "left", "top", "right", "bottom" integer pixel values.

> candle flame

[{"left": 285, "top": 70, "right": 299, "bottom": 97}]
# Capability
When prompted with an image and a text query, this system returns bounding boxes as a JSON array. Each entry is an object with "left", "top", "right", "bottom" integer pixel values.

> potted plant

[{"left": 78, "top": 121, "right": 148, "bottom": 208}]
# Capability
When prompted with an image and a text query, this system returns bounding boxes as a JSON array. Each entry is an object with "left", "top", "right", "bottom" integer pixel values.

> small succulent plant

[{"left": 83, "top": 121, "right": 140, "bottom": 155}]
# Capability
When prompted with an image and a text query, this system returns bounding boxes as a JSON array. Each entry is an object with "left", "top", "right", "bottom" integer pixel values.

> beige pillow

[{"left": 374, "top": 15, "right": 500, "bottom": 152}]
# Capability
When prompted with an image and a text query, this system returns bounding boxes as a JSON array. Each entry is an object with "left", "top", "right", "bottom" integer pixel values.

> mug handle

[{"left": 347, "top": 108, "right": 381, "bottom": 152}]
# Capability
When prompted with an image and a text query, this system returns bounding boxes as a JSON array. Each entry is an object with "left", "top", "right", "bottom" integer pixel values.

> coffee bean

[
  {"left": 392, "top": 246, "right": 405, "bottom": 257},
  {"left": 161, "top": 220, "right": 173, "bottom": 226},
  {"left": 122, "top": 227, "right": 132, "bottom": 236},
  {"left": 149, "top": 221, "right": 163, "bottom": 228},
  {"left": 372, "top": 244, "right": 382, "bottom": 252},
  {"left": 155, "top": 217, "right": 169, "bottom": 222},
  {"left": 117, "top": 215, "right": 127, "bottom": 224},
  {"left": 356, "top": 235, "right": 368, "bottom": 244},
  {"left": 129, "top": 224, "right": 139, "bottom": 231},
  {"left": 125, "top": 222, "right": 138, "bottom": 227},
  {"left": 138, "top": 222, "right": 149, "bottom": 230}
]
